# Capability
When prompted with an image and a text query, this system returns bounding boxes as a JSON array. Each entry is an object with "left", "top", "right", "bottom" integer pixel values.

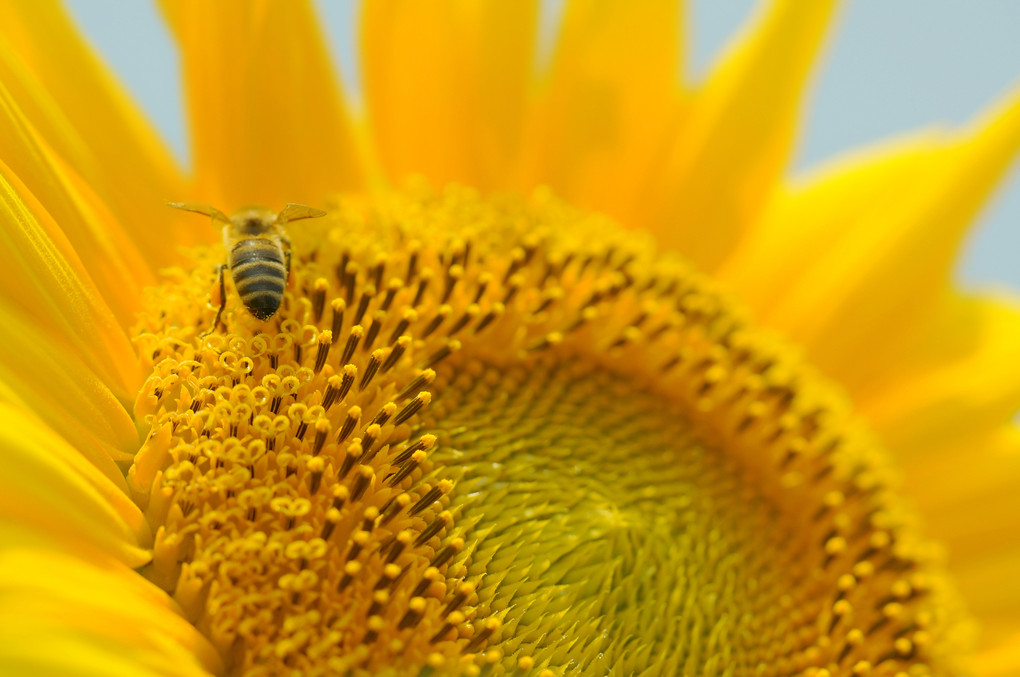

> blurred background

[{"left": 64, "top": 0, "right": 1020, "bottom": 291}]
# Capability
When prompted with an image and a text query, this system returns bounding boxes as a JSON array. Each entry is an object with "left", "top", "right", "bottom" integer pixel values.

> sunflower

[{"left": 1, "top": 0, "right": 1018, "bottom": 675}]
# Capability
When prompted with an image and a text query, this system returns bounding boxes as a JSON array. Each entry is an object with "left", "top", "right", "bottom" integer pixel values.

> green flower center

[{"left": 424, "top": 357, "right": 782, "bottom": 674}]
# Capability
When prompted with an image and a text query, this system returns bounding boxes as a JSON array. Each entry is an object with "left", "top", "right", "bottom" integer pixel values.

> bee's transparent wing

[
  {"left": 168, "top": 202, "right": 231, "bottom": 224},
  {"left": 278, "top": 203, "right": 327, "bottom": 223}
]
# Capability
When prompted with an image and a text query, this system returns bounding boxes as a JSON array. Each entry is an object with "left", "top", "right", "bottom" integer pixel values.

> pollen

[{"left": 129, "top": 184, "right": 971, "bottom": 676}]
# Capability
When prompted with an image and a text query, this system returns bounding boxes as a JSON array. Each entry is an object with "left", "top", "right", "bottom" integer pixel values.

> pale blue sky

[{"left": 64, "top": 0, "right": 1020, "bottom": 291}]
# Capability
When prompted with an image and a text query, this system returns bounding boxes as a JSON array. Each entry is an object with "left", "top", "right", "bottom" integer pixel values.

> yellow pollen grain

[{"left": 129, "top": 185, "right": 972, "bottom": 676}]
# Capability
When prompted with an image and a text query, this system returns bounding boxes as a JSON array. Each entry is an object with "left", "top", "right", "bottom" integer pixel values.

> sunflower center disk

[
  {"left": 421, "top": 359, "right": 784, "bottom": 674},
  {"left": 128, "top": 185, "right": 969, "bottom": 676}
]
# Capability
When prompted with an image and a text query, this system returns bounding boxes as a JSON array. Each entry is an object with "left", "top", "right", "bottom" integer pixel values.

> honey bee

[{"left": 168, "top": 202, "right": 327, "bottom": 330}]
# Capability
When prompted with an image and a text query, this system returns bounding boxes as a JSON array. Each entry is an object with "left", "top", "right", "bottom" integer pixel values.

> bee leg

[{"left": 200, "top": 264, "right": 228, "bottom": 337}]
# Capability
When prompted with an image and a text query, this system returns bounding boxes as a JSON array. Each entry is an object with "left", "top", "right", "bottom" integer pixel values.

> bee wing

[
  {"left": 167, "top": 202, "right": 231, "bottom": 224},
  {"left": 278, "top": 203, "right": 327, "bottom": 223}
]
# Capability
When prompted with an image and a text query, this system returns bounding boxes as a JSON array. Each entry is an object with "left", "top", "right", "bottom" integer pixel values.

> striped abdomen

[{"left": 229, "top": 238, "right": 286, "bottom": 320}]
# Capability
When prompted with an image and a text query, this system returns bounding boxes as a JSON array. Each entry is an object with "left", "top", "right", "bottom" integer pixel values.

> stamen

[
  {"left": 391, "top": 435, "right": 438, "bottom": 466},
  {"left": 412, "top": 269, "right": 432, "bottom": 307},
  {"left": 394, "top": 392, "right": 432, "bottom": 426},
  {"left": 409, "top": 479, "right": 454, "bottom": 516},
  {"left": 384, "top": 532, "right": 413, "bottom": 565},
  {"left": 330, "top": 298, "right": 346, "bottom": 337},
  {"left": 388, "top": 308, "right": 418, "bottom": 346},
  {"left": 447, "top": 304, "right": 479, "bottom": 336},
  {"left": 360, "top": 424, "right": 382, "bottom": 463},
  {"left": 429, "top": 537, "right": 464, "bottom": 570},
  {"left": 341, "top": 325, "right": 364, "bottom": 364},
  {"left": 405, "top": 247, "right": 419, "bottom": 284},
  {"left": 371, "top": 254, "right": 387, "bottom": 290},
  {"left": 359, "top": 350, "right": 384, "bottom": 391},
  {"left": 502, "top": 273, "right": 522, "bottom": 305},
  {"left": 311, "top": 417, "right": 331, "bottom": 456},
  {"left": 353, "top": 285, "right": 376, "bottom": 327},
  {"left": 381, "top": 277, "right": 403, "bottom": 312},
  {"left": 419, "top": 340, "right": 460, "bottom": 370},
  {"left": 502, "top": 247, "right": 525, "bottom": 284},
  {"left": 474, "top": 302, "right": 504, "bottom": 334},
  {"left": 380, "top": 493, "right": 412, "bottom": 528},
  {"left": 363, "top": 310, "right": 386, "bottom": 352},
  {"left": 321, "top": 374, "right": 343, "bottom": 410},
  {"left": 336, "top": 364, "right": 357, "bottom": 403},
  {"left": 308, "top": 456, "right": 325, "bottom": 494},
  {"left": 442, "top": 581, "right": 475, "bottom": 617},
  {"left": 397, "top": 369, "right": 436, "bottom": 402},
  {"left": 337, "top": 406, "right": 362, "bottom": 446},
  {"left": 342, "top": 261, "right": 359, "bottom": 304},
  {"left": 313, "top": 330, "right": 332, "bottom": 374},
  {"left": 414, "top": 510, "right": 453, "bottom": 547},
  {"left": 388, "top": 449, "right": 428, "bottom": 486},
  {"left": 399, "top": 596, "right": 428, "bottom": 630},
  {"left": 429, "top": 610, "right": 465, "bottom": 644},
  {"left": 465, "top": 617, "right": 500, "bottom": 652},
  {"left": 369, "top": 403, "right": 397, "bottom": 428},
  {"left": 421, "top": 305, "right": 451, "bottom": 339},
  {"left": 442, "top": 263, "right": 463, "bottom": 304},
  {"left": 473, "top": 272, "right": 491, "bottom": 304},
  {"left": 381, "top": 336, "right": 411, "bottom": 373},
  {"left": 312, "top": 277, "right": 329, "bottom": 324},
  {"left": 351, "top": 465, "right": 375, "bottom": 501}
]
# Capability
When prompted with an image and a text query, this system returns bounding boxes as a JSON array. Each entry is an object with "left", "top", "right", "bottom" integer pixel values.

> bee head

[
  {"left": 231, "top": 206, "right": 279, "bottom": 235},
  {"left": 167, "top": 202, "right": 326, "bottom": 234}
]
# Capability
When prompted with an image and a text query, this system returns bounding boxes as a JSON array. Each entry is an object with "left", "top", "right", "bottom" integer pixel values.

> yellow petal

[
  {"left": 0, "top": 0, "right": 190, "bottom": 271},
  {"left": 758, "top": 89, "right": 1020, "bottom": 383},
  {"left": 0, "top": 637, "right": 175, "bottom": 677},
  {"left": 892, "top": 427, "right": 1020, "bottom": 662},
  {"left": 718, "top": 129, "right": 945, "bottom": 328},
  {"left": 0, "top": 403, "right": 149, "bottom": 568},
  {"left": 361, "top": 0, "right": 539, "bottom": 189},
  {"left": 975, "top": 627, "right": 1020, "bottom": 677},
  {"left": 161, "top": 0, "right": 366, "bottom": 207},
  {"left": 642, "top": 0, "right": 840, "bottom": 272},
  {"left": 0, "top": 161, "right": 140, "bottom": 400},
  {"left": 513, "top": 0, "right": 685, "bottom": 226},
  {"left": 0, "top": 297, "right": 137, "bottom": 473},
  {"left": 861, "top": 296, "right": 1020, "bottom": 459},
  {"left": 0, "top": 75, "right": 152, "bottom": 324},
  {"left": 955, "top": 547, "right": 1020, "bottom": 664},
  {"left": 0, "top": 548, "right": 220, "bottom": 676},
  {"left": 905, "top": 428, "right": 1020, "bottom": 561}
]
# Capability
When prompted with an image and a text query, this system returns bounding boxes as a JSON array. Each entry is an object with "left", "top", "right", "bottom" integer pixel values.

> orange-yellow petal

[
  {"left": 714, "top": 90, "right": 1020, "bottom": 662},
  {"left": 976, "top": 628, "right": 1020, "bottom": 677},
  {"left": 903, "top": 427, "right": 1020, "bottom": 663},
  {"left": 0, "top": 403, "right": 149, "bottom": 568},
  {"left": 749, "top": 88, "right": 1020, "bottom": 389},
  {"left": 0, "top": 75, "right": 152, "bottom": 324},
  {"left": 643, "top": 0, "right": 840, "bottom": 272},
  {"left": 0, "top": 548, "right": 219, "bottom": 677},
  {"left": 718, "top": 129, "right": 944, "bottom": 330},
  {"left": 0, "top": 162, "right": 140, "bottom": 399},
  {"left": 161, "top": 0, "right": 366, "bottom": 208},
  {"left": 0, "top": 297, "right": 137, "bottom": 473},
  {"left": 513, "top": 0, "right": 685, "bottom": 227},
  {"left": 0, "top": 0, "right": 190, "bottom": 271},
  {"left": 861, "top": 296, "right": 1020, "bottom": 459},
  {"left": 361, "top": 0, "right": 539, "bottom": 189}
]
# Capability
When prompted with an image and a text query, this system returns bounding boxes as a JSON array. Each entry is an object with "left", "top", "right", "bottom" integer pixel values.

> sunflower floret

[{"left": 128, "top": 185, "right": 971, "bottom": 676}]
